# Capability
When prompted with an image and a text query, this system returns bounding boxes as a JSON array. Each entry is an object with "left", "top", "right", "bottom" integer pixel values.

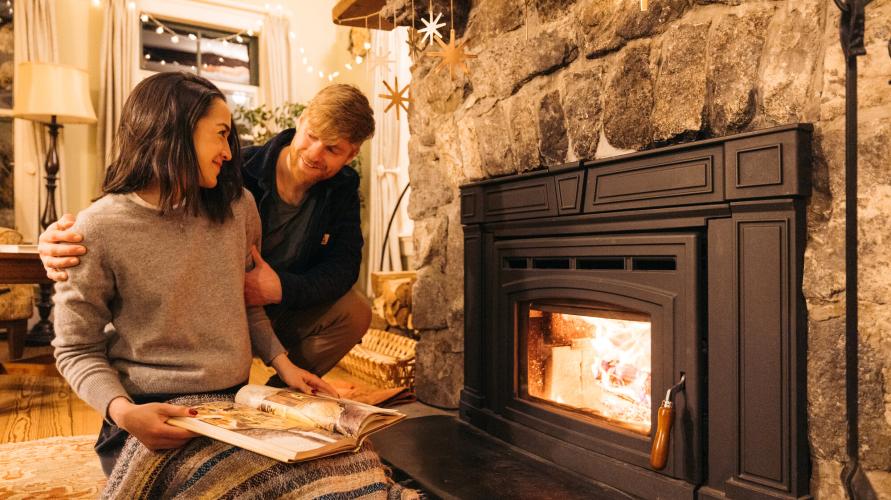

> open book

[{"left": 167, "top": 384, "right": 405, "bottom": 463}]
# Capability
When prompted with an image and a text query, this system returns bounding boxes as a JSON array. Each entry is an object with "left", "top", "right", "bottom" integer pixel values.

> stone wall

[{"left": 393, "top": 0, "right": 891, "bottom": 493}]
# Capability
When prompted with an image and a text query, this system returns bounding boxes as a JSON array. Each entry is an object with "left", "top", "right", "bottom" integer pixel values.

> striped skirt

[{"left": 101, "top": 393, "right": 417, "bottom": 499}]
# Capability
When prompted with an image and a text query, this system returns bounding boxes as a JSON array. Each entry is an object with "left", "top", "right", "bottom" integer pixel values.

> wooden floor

[
  {"left": 0, "top": 339, "right": 276, "bottom": 445},
  {"left": 0, "top": 342, "right": 103, "bottom": 444}
]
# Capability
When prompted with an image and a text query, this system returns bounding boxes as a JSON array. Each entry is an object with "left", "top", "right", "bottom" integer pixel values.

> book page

[
  {"left": 183, "top": 401, "right": 346, "bottom": 456},
  {"left": 236, "top": 384, "right": 401, "bottom": 437}
]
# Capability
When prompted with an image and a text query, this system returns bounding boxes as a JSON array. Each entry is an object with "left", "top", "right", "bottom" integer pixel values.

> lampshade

[{"left": 13, "top": 62, "right": 97, "bottom": 125}]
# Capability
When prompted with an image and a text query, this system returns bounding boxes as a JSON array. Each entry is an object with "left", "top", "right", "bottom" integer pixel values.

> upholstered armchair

[{"left": 0, "top": 227, "right": 35, "bottom": 359}]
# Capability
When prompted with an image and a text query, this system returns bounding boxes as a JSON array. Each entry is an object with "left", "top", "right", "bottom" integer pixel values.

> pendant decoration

[
  {"left": 418, "top": 10, "right": 445, "bottom": 45},
  {"left": 379, "top": 76, "right": 411, "bottom": 120},
  {"left": 428, "top": 29, "right": 476, "bottom": 80},
  {"left": 366, "top": 46, "right": 395, "bottom": 75},
  {"left": 406, "top": 28, "right": 426, "bottom": 61}
]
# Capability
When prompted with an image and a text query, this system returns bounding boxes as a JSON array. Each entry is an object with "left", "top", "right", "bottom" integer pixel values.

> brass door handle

[{"left": 650, "top": 373, "right": 685, "bottom": 470}]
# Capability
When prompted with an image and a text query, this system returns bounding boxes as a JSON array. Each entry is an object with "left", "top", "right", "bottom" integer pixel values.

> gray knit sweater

[{"left": 53, "top": 190, "right": 286, "bottom": 417}]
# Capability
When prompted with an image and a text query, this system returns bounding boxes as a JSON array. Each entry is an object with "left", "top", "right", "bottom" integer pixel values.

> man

[{"left": 39, "top": 83, "right": 375, "bottom": 378}]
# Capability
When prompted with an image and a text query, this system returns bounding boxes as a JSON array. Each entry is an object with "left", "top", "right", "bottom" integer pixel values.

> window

[{"left": 140, "top": 18, "right": 258, "bottom": 87}]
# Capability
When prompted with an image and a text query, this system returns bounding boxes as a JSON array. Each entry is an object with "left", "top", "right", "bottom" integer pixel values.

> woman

[{"left": 52, "top": 71, "right": 337, "bottom": 476}]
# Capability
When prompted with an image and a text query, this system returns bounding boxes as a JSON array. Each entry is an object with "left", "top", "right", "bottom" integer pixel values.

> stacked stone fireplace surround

[{"left": 386, "top": 0, "right": 891, "bottom": 496}]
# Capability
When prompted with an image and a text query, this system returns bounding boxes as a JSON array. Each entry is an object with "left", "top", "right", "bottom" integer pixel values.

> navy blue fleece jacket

[{"left": 241, "top": 128, "right": 364, "bottom": 314}]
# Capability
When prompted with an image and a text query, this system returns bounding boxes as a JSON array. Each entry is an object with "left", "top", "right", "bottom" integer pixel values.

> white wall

[{"left": 14, "top": 0, "right": 372, "bottom": 243}]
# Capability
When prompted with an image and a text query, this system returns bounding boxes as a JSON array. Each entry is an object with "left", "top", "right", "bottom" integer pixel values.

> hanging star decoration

[
  {"left": 418, "top": 10, "right": 446, "bottom": 45},
  {"left": 428, "top": 29, "right": 477, "bottom": 80},
  {"left": 405, "top": 27, "right": 426, "bottom": 61},
  {"left": 379, "top": 76, "right": 411, "bottom": 120},
  {"left": 365, "top": 46, "right": 395, "bottom": 76}
]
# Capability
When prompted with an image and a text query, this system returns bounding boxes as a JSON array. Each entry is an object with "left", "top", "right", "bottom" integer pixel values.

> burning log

[
  {"left": 546, "top": 345, "right": 583, "bottom": 405},
  {"left": 541, "top": 331, "right": 651, "bottom": 433}
]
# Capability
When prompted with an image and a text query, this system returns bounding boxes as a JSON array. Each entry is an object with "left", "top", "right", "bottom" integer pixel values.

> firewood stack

[{"left": 371, "top": 271, "right": 416, "bottom": 330}]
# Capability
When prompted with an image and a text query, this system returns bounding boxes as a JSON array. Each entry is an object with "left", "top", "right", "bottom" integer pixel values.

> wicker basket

[{"left": 340, "top": 328, "right": 417, "bottom": 389}]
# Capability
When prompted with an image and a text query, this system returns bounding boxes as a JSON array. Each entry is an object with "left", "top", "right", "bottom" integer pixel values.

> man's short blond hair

[{"left": 302, "top": 84, "right": 375, "bottom": 145}]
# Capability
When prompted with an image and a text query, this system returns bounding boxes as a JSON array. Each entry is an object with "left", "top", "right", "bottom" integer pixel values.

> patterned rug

[{"left": 0, "top": 435, "right": 106, "bottom": 498}]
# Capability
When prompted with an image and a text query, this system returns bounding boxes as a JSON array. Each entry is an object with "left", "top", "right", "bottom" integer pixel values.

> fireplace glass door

[
  {"left": 489, "top": 232, "right": 701, "bottom": 482},
  {"left": 523, "top": 302, "right": 652, "bottom": 435}
]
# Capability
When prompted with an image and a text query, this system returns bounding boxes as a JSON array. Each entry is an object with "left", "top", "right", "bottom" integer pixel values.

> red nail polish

[{"left": 189, "top": 408, "right": 198, "bottom": 416}]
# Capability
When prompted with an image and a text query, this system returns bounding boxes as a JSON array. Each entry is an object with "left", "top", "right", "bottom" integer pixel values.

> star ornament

[
  {"left": 427, "top": 29, "right": 477, "bottom": 80},
  {"left": 365, "top": 47, "right": 395, "bottom": 76},
  {"left": 405, "top": 27, "right": 425, "bottom": 61},
  {"left": 418, "top": 11, "right": 445, "bottom": 45},
  {"left": 378, "top": 76, "right": 411, "bottom": 120}
]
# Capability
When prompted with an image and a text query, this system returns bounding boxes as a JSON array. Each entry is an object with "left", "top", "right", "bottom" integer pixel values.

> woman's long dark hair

[{"left": 102, "top": 71, "right": 242, "bottom": 223}]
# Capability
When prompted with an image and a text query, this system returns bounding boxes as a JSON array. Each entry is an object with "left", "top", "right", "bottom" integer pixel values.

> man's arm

[
  {"left": 244, "top": 246, "right": 284, "bottom": 305},
  {"left": 38, "top": 213, "right": 87, "bottom": 281}
]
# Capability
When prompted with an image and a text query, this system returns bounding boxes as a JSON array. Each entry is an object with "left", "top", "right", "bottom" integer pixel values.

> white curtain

[
  {"left": 259, "top": 14, "right": 293, "bottom": 108},
  {"left": 97, "top": 0, "right": 140, "bottom": 168},
  {"left": 365, "top": 27, "right": 412, "bottom": 296},
  {"left": 13, "top": 0, "right": 58, "bottom": 242}
]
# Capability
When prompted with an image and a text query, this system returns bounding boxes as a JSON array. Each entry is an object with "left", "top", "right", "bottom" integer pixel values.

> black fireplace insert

[{"left": 460, "top": 124, "right": 812, "bottom": 499}]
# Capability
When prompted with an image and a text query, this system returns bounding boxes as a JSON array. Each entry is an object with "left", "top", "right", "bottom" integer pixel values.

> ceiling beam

[{"left": 332, "top": 0, "right": 394, "bottom": 30}]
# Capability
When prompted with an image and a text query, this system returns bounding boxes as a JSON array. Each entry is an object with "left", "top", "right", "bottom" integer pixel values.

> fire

[{"left": 527, "top": 310, "right": 652, "bottom": 435}]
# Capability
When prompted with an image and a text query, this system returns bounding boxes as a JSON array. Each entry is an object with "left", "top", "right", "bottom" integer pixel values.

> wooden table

[{"left": 0, "top": 245, "right": 54, "bottom": 359}]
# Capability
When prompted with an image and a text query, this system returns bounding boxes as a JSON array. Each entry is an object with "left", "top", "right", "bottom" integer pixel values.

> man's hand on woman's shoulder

[{"left": 38, "top": 213, "right": 87, "bottom": 282}]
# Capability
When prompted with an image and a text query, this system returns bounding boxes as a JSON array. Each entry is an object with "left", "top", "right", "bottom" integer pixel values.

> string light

[
  {"left": 140, "top": 5, "right": 385, "bottom": 84},
  {"left": 141, "top": 12, "right": 254, "bottom": 47}
]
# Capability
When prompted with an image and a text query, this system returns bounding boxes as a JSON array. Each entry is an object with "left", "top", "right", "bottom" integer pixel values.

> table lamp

[
  {"left": 12, "top": 62, "right": 97, "bottom": 346},
  {"left": 13, "top": 62, "right": 97, "bottom": 231}
]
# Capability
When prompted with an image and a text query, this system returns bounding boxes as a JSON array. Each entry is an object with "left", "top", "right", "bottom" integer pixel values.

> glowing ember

[{"left": 526, "top": 309, "right": 652, "bottom": 434}]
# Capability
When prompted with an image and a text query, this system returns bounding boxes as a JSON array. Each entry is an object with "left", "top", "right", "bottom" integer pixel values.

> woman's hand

[
  {"left": 107, "top": 397, "right": 201, "bottom": 450},
  {"left": 38, "top": 213, "right": 86, "bottom": 282},
  {"left": 270, "top": 354, "right": 340, "bottom": 398}
]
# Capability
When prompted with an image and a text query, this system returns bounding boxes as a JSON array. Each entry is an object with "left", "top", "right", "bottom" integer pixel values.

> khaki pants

[{"left": 269, "top": 288, "right": 371, "bottom": 376}]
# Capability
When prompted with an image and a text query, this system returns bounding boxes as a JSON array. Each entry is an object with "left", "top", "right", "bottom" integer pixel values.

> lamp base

[
  {"left": 25, "top": 322, "right": 54, "bottom": 346},
  {"left": 25, "top": 283, "right": 55, "bottom": 346}
]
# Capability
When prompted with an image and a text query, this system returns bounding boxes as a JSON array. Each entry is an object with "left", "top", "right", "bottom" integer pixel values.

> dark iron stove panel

[{"left": 460, "top": 124, "right": 812, "bottom": 500}]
